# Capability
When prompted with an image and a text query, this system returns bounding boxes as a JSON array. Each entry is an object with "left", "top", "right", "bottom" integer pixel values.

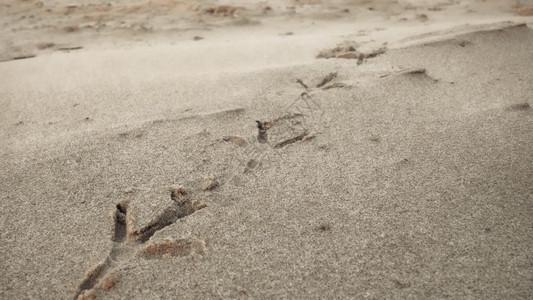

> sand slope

[{"left": 1, "top": 1, "right": 532, "bottom": 299}]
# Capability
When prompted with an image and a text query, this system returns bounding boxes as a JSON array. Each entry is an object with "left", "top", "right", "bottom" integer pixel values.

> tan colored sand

[{"left": 1, "top": 0, "right": 532, "bottom": 299}]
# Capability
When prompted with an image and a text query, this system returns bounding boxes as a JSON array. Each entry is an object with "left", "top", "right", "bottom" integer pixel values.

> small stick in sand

[
  {"left": 357, "top": 53, "right": 364, "bottom": 65},
  {"left": 58, "top": 46, "right": 83, "bottom": 51},
  {"left": 256, "top": 121, "right": 268, "bottom": 143},
  {"left": 296, "top": 79, "right": 309, "bottom": 89},
  {"left": 11, "top": 55, "right": 36, "bottom": 61},
  {"left": 316, "top": 72, "right": 337, "bottom": 88}
]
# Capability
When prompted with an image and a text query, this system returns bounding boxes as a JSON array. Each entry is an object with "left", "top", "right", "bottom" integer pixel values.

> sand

[{"left": 1, "top": 0, "right": 532, "bottom": 299}]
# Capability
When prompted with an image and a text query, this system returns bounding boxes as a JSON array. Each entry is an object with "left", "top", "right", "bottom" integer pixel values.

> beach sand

[{"left": 1, "top": 0, "right": 532, "bottom": 299}]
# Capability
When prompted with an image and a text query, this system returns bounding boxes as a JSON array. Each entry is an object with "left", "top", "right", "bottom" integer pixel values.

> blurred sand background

[{"left": 1, "top": 0, "right": 532, "bottom": 299}]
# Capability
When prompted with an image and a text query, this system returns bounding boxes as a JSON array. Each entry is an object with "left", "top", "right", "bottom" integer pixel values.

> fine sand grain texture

[{"left": 1, "top": 0, "right": 532, "bottom": 299}]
